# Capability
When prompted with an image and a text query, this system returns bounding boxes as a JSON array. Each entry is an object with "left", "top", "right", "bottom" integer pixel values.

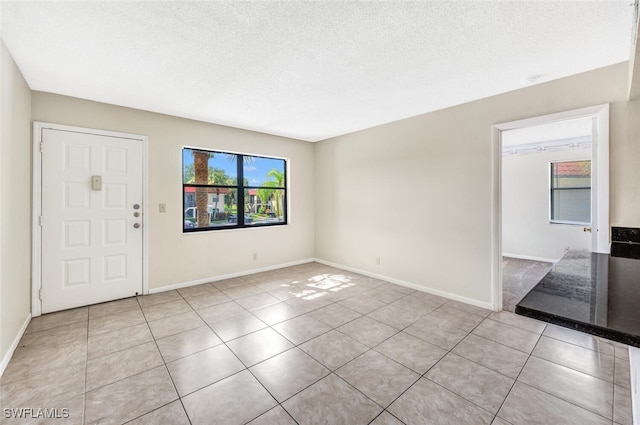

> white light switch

[{"left": 159, "top": 203, "right": 167, "bottom": 213}]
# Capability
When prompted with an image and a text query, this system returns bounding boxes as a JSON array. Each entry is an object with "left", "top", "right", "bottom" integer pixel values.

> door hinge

[
  {"left": 40, "top": 142, "right": 44, "bottom": 152},
  {"left": 39, "top": 216, "right": 43, "bottom": 226},
  {"left": 39, "top": 289, "right": 44, "bottom": 300}
]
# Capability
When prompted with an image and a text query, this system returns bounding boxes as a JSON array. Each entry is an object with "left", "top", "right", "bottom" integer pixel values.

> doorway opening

[{"left": 491, "top": 104, "right": 610, "bottom": 311}]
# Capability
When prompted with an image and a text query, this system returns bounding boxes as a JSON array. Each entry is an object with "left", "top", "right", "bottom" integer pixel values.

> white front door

[{"left": 41, "top": 128, "right": 144, "bottom": 313}]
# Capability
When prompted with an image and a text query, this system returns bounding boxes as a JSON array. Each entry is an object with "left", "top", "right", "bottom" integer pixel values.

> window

[
  {"left": 182, "top": 148, "right": 287, "bottom": 232},
  {"left": 550, "top": 160, "right": 591, "bottom": 224}
]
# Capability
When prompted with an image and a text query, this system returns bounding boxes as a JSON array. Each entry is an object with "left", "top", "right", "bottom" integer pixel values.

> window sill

[
  {"left": 549, "top": 220, "right": 591, "bottom": 226},
  {"left": 183, "top": 222, "right": 289, "bottom": 234}
]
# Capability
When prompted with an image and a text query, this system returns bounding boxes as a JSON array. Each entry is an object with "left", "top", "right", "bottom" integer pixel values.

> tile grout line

[
  {"left": 317, "top": 298, "right": 489, "bottom": 421},
  {"left": 396, "top": 313, "right": 500, "bottom": 422},
  {"left": 528, "top": 346, "right": 617, "bottom": 384},
  {"left": 134, "top": 294, "right": 193, "bottom": 425},
  {"left": 543, "top": 331, "right": 618, "bottom": 356},
  {"left": 365, "top": 310, "right": 555, "bottom": 423},
  {"left": 493, "top": 324, "right": 619, "bottom": 424},
  {"left": 490, "top": 322, "right": 547, "bottom": 424},
  {"left": 172, "top": 273, "right": 406, "bottom": 422},
  {"left": 514, "top": 379, "right": 615, "bottom": 423},
  {"left": 182, "top": 286, "right": 301, "bottom": 425}
]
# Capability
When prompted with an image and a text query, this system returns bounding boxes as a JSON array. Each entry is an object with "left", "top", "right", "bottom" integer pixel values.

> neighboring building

[{"left": 184, "top": 187, "right": 229, "bottom": 221}]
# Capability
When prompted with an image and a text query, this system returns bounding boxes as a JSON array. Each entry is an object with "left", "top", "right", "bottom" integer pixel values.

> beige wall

[
  {"left": 612, "top": 99, "right": 640, "bottom": 226},
  {"left": 502, "top": 147, "right": 592, "bottom": 262},
  {"left": 315, "top": 62, "right": 632, "bottom": 306},
  {"left": 0, "top": 40, "right": 32, "bottom": 365},
  {"left": 31, "top": 92, "right": 316, "bottom": 290}
]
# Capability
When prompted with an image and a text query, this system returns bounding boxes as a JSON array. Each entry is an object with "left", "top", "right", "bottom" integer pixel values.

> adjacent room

[
  {"left": 1, "top": 1, "right": 640, "bottom": 424},
  {"left": 501, "top": 117, "right": 595, "bottom": 311}
]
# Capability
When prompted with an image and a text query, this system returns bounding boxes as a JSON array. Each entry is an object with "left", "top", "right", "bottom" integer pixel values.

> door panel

[{"left": 41, "top": 128, "right": 143, "bottom": 313}]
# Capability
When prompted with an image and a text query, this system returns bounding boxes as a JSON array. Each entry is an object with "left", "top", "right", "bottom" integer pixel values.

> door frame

[
  {"left": 32, "top": 122, "right": 149, "bottom": 317},
  {"left": 491, "top": 104, "right": 610, "bottom": 311}
]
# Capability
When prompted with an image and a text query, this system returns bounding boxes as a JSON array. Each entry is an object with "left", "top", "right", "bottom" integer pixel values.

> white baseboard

[
  {"left": 0, "top": 313, "right": 31, "bottom": 378},
  {"left": 314, "top": 258, "right": 494, "bottom": 311},
  {"left": 149, "top": 256, "right": 494, "bottom": 312},
  {"left": 148, "top": 258, "right": 315, "bottom": 294},
  {"left": 503, "top": 253, "right": 558, "bottom": 264},
  {"left": 630, "top": 346, "right": 639, "bottom": 425}
]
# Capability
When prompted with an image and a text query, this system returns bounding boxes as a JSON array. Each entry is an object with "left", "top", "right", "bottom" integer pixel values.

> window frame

[
  {"left": 549, "top": 159, "right": 591, "bottom": 226},
  {"left": 182, "top": 147, "right": 288, "bottom": 233}
]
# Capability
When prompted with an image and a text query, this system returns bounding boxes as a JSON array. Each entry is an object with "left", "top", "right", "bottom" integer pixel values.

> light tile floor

[{"left": 0, "top": 262, "right": 633, "bottom": 425}]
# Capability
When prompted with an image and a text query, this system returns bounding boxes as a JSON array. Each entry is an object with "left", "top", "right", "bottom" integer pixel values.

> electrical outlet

[
  {"left": 376, "top": 256, "right": 381, "bottom": 265},
  {"left": 252, "top": 253, "right": 257, "bottom": 261},
  {"left": 159, "top": 203, "right": 167, "bottom": 213}
]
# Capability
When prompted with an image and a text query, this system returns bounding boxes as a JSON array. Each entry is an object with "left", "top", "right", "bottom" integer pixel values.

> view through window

[
  {"left": 183, "top": 148, "right": 287, "bottom": 231},
  {"left": 550, "top": 160, "right": 591, "bottom": 224}
]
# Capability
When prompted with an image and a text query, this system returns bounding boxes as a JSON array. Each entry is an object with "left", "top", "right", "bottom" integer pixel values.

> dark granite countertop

[{"left": 516, "top": 250, "right": 640, "bottom": 347}]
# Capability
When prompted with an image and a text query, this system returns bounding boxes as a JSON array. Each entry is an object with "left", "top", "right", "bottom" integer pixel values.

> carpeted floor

[{"left": 502, "top": 257, "right": 554, "bottom": 312}]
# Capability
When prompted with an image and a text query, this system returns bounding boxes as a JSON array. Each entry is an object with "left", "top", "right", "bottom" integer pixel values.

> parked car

[
  {"left": 227, "top": 214, "right": 252, "bottom": 223},
  {"left": 184, "top": 206, "right": 220, "bottom": 222}
]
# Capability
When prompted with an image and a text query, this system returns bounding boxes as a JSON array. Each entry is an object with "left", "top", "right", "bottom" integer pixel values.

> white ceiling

[{"left": 0, "top": 1, "right": 635, "bottom": 142}]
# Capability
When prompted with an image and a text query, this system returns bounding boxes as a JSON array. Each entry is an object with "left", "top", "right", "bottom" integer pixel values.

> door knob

[
  {"left": 133, "top": 223, "right": 141, "bottom": 229},
  {"left": 133, "top": 212, "right": 140, "bottom": 217}
]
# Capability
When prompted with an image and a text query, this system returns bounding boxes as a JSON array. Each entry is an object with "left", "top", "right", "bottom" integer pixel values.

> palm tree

[
  {"left": 189, "top": 151, "right": 254, "bottom": 225},
  {"left": 256, "top": 186, "right": 275, "bottom": 214},
  {"left": 265, "top": 169, "right": 285, "bottom": 218},
  {"left": 193, "top": 150, "right": 211, "bottom": 228}
]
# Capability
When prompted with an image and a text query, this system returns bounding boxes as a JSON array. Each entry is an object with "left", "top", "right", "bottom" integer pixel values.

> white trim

[
  {"left": 141, "top": 135, "right": 150, "bottom": 297},
  {"left": 313, "top": 258, "right": 495, "bottom": 311},
  {"left": 503, "top": 253, "right": 558, "bottom": 264},
  {"left": 492, "top": 103, "right": 610, "bottom": 311},
  {"left": 594, "top": 106, "right": 610, "bottom": 254},
  {"left": 32, "top": 122, "right": 149, "bottom": 317},
  {"left": 32, "top": 124, "right": 42, "bottom": 317},
  {"left": 493, "top": 104, "right": 610, "bottom": 131},
  {"left": 148, "top": 256, "right": 494, "bottom": 311},
  {"left": 0, "top": 313, "right": 31, "bottom": 378},
  {"left": 148, "top": 258, "right": 315, "bottom": 294},
  {"left": 630, "top": 346, "right": 640, "bottom": 425},
  {"left": 491, "top": 126, "right": 503, "bottom": 313}
]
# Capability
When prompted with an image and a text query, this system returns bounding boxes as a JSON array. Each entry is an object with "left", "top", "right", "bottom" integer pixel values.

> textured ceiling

[{"left": 0, "top": 1, "right": 635, "bottom": 142}]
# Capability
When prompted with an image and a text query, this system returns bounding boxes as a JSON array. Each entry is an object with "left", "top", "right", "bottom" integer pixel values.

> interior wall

[
  {"left": 0, "top": 40, "right": 32, "bottom": 366},
  {"left": 612, "top": 99, "right": 640, "bottom": 226},
  {"left": 502, "top": 147, "right": 592, "bottom": 262},
  {"left": 315, "top": 62, "right": 631, "bottom": 306},
  {"left": 31, "top": 92, "right": 316, "bottom": 290}
]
